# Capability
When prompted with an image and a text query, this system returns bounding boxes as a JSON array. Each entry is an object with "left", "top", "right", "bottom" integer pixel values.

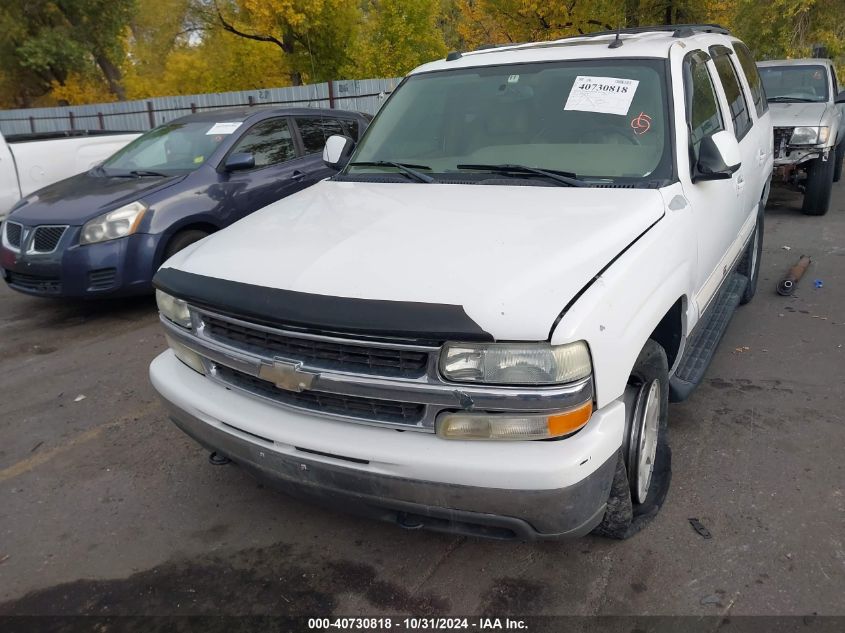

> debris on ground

[
  {"left": 782, "top": 245, "right": 792, "bottom": 250},
  {"left": 814, "top": 279, "right": 823, "bottom": 289},
  {"left": 777, "top": 255, "right": 812, "bottom": 296},
  {"left": 689, "top": 518, "right": 713, "bottom": 539},
  {"left": 73, "top": 395, "right": 86, "bottom": 402},
  {"left": 700, "top": 594, "right": 723, "bottom": 606}
]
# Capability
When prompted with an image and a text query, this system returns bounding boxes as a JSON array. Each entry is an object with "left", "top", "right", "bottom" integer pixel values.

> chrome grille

[
  {"left": 4, "top": 221, "right": 22, "bottom": 249},
  {"left": 31, "top": 225, "right": 67, "bottom": 253},
  {"left": 202, "top": 313, "right": 430, "bottom": 378},
  {"left": 163, "top": 305, "right": 593, "bottom": 432},
  {"left": 214, "top": 364, "right": 425, "bottom": 425}
]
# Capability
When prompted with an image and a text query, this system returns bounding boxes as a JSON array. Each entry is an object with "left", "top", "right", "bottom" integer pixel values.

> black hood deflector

[{"left": 154, "top": 267, "right": 493, "bottom": 344}]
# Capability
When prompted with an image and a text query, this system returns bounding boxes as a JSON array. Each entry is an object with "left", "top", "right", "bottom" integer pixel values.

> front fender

[{"left": 551, "top": 199, "right": 694, "bottom": 409}]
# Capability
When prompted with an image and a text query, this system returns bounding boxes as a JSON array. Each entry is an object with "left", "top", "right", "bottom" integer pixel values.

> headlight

[
  {"left": 156, "top": 289, "right": 192, "bottom": 328},
  {"left": 437, "top": 401, "right": 593, "bottom": 440},
  {"left": 439, "top": 341, "right": 591, "bottom": 385},
  {"left": 789, "top": 126, "right": 830, "bottom": 146},
  {"left": 80, "top": 201, "right": 148, "bottom": 245}
]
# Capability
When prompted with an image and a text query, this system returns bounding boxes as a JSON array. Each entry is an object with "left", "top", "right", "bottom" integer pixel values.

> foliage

[
  {"left": 354, "top": 0, "right": 448, "bottom": 77},
  {"left": 1, "top": 0, "right": 844, "bottom": 109},
  {"left": 0, "top": 0, "right": 134, "bottom": 106},
  {"left": 456, "top": 0, "right": 622, "bottom": 46}
]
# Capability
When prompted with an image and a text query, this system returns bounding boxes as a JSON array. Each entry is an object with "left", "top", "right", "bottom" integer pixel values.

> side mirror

[
  {"left": 693, "top": 130, "right": 741, "bottom": 182},
  {"left": 835, "top": 91, "right": 845, "bottom": 104},
  {"left": 322, "top": 135, "right": 355, "bottom": 170},
  {"left": 224, "top": 152, "right": 255, "bottom": 172}
]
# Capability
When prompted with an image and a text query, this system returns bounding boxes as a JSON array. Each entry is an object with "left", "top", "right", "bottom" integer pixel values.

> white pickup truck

[
  {"left": 757, "top": 58, "right": 845, "bottom": 215},
  {"left": 0, "top": 129, "right": 140, "bottom": 221},
  {"left": 150, "top": 25, "right": 773, "bottom": 540}
]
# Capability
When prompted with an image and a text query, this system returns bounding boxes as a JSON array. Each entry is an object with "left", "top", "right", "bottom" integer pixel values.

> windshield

[
  {"left": 344, "top": 59, "right": 672, "bottom": 184},
  {"left": 101, "top": 121, "right": 237, "bottom": 175},
  {"left": 759, "top": 65, "right": 829, "bottom": 103}
]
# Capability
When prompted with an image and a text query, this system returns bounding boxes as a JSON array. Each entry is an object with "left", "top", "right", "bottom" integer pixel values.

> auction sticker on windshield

[
  {"left": 206, "top": 122, "right": 242, "bottom": 135},
  {"left": 564, "top": 76, "right": 639, "bottom": 116}
]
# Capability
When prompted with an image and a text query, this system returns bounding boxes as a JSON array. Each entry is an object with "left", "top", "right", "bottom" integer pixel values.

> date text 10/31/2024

[{"left": 307, "top": 617, "right": 528, "bottom": 630}]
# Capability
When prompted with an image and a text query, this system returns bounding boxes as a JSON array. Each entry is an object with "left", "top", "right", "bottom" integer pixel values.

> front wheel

[
  {"left": 802, "top": 155, "right": 835, "bottom": 215},
  {"left": 163, "top": 229, "right": 209, "bottom": 262},
  {"left": 833, "top": 142, "right": 843, "bottom": 183},
  {"left": 592, "top": 340, "right": 672, "bottom": 540}
]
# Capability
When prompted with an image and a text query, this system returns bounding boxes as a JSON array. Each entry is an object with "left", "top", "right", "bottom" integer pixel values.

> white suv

[{"left": 150, "top": 25, "right": 773, "bottom": 540}]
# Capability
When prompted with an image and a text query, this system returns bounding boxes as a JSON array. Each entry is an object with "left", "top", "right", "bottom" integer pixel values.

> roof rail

[{"left": 571, "top": 23, "right": 730, "bottom": 40}]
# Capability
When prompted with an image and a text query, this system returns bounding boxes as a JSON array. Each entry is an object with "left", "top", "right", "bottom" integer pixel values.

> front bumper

[
  {"left": 0, "top": 229, "right": 160, "bottom": 297},
  {"left": 150, "top": 350, "right": 625, "bottom": 539}
]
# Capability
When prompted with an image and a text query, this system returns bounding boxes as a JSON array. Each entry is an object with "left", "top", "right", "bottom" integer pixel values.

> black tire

[
  {"left": 833, "top": 142, "right": 844, "bottom": 183},
  {"left": 163, "top": 229, "right": 209, "bottom": 262},
  {"left": 802, "top": 155, "right": 835, "bottom": 215},
  {"left": 592, "top": 340, "right": 671, "bottom": 540},
  {"left": 737, "top": 212, "right": 763, "bottom": 305}
]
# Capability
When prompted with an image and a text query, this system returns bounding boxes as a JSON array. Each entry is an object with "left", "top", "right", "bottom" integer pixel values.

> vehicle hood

[
  {"left": 165, "top": 181, "right": 665, "bottom": 340},
  {"left": 768, "top": 102, "right": 829, "bottom": 128},
  {"left": 7, "top": 171, "right": 184, "bottom": 225}
]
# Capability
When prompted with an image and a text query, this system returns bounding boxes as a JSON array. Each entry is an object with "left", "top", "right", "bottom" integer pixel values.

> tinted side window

[
  {"left": 712, "top": 51, "right": 753, "bottom": 140},
  {"left": 230, "top": 118, "right": 295, "bottom": 168},
  {"left": 296, "top": 117, "right": 346, "bottom": 154},
  {"left": 685, "top": 56, "right": 725, "bottom": 153},
  {"left": 342, "top": 119, "right": 361, "bottom": 139},
  {"left": 733, "top": 43, "right": 768, "bottom": 116},
  {"left": 831, "top": 66, "right": 839, "bottom": 96}
]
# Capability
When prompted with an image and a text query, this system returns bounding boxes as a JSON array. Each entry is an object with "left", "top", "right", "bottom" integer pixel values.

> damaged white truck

[
  {"left": 758, "top": 58, "right": 845, "bottom": 215},
  {"left": 150, "top": 25, "right": 773, "bottom": 540}
]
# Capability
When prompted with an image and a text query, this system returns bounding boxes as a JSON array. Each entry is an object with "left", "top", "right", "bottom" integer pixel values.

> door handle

[
  {"left": 291, "top": 170, "right": 306, "bottom": 181},
  {"left": 758, "top": 149, "right": 767, "bottom": 165}
]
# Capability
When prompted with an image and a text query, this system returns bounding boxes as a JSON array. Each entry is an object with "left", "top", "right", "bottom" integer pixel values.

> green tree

[
  {"left": 354, "top": 0, "right": 448, "bottom": 77},
  {"left": 4, "top": 0, "right": 135, "bottom": 101},
  {"left": 210, "top": 0, "right": 361, "bottom": 85}
]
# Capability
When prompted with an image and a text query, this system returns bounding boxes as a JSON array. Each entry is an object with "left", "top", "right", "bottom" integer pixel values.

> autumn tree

[
  {"left": 456, "top": 0, "right": 622, "bottom": 48},
  {"left": 354, "top": 0, "right": 448, "bottom": 77},
  {"left": 0, "top": 0, "right": 135, "bottom": 102},
  {"left": 208, "top": 0, "right": 361, "bottom": 85}
]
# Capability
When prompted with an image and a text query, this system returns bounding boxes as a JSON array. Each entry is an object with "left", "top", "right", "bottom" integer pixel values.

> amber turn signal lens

[{"left": 547, "top": 400, "right": 593, "bottom": 436}]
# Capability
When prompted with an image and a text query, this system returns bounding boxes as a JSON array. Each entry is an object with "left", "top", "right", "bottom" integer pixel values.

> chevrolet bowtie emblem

[{"left": 258, "top": 359, "right": 318, "bottom": 392}]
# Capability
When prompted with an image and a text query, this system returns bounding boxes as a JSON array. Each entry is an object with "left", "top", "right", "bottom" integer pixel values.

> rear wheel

[
  {"left": 802, "top": 155, "right": 835, "bottom": 215},
  {"left": 163, "top": 229, "right": 209, "bottom": 262},
  {"left": 592, "top": 340, "right": 672, "bottom": 540}
]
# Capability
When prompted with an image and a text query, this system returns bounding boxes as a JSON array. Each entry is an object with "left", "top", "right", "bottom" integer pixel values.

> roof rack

[
  {"left": 572, "top": 24, "right": 730, "bottom": 40},
  {"left": 445, "top": 23, "right": 731, "bottom": 60}
]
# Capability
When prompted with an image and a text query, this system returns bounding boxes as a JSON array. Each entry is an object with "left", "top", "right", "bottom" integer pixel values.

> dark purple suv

[{"left": 0, "top": 106, "right": 370, "bottom": 297}]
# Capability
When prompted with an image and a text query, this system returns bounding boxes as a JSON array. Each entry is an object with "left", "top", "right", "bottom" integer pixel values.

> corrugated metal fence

[{"left": 0, "top": 77, "right": 402, "bottom": 136}]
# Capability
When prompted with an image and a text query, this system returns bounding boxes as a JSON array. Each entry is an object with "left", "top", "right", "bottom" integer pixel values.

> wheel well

[
  {"left": 158, "top": 222, "right": 219, "bottom": 267},
  {"left": 650, "top": 297, "right": 684, "bottom": 370}
]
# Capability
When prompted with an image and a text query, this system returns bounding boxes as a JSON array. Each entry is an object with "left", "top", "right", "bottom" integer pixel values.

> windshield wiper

[
  {"left": 349, "top": 161, "right": 435, "bottom": 183},
  {"left": 107, "top": 169, "right": 169, "bottom": 178},
  {"left": 128, "top": 169, "right": 168, "bottom": 177},
  {"left": 456, "top": 163, "right": 586, "bottom": 187},
  {"left": 767, "top": 96, "right": 819, "bottom": 103}
]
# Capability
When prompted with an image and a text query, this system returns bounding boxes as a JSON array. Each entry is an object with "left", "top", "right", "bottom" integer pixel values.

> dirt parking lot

[{"left": 0, "top": 183, "right": 843, "bottom": 623}]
